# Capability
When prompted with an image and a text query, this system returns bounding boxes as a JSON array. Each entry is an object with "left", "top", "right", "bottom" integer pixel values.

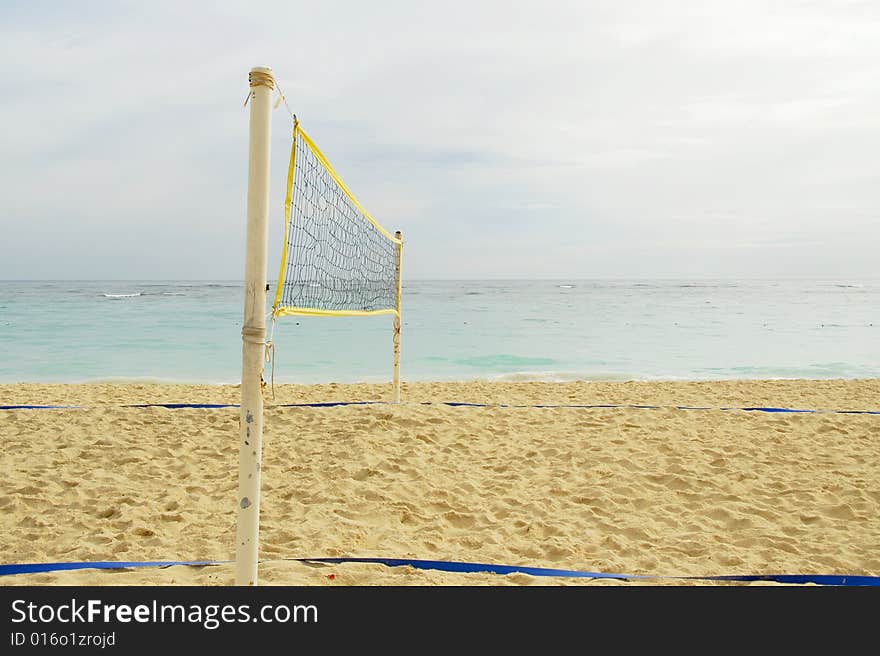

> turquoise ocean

[{"left": 0, "top": 280, "right": 878, "bottom": 384}]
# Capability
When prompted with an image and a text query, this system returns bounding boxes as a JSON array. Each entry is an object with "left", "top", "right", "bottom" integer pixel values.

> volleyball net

[{"left": 272, "top": 120, "right": 402, "bottom": 319}]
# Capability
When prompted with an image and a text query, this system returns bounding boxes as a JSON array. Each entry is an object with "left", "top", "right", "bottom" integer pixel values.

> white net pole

[
  {"left": 235, "top": 65, "right": 274, "bottom": 586},
  {"left": 393, "top": 230, "right": 402, "bottom": 403}
]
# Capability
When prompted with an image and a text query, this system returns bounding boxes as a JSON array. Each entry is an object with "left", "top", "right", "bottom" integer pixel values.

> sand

[{"left": 1, "top": 379, "right": 878, "bottom": 586}]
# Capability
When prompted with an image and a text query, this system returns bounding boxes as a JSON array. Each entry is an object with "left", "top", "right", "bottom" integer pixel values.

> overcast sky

[{"left": 1, "top": 0, "right": 878, "bottom": 280}]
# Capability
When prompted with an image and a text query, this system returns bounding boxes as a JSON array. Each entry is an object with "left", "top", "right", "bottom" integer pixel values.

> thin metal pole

[
  {"left": 235, "top": 65, "right": 274, "bottom": 586},
  {"left": 393, "top": 230, "right": 402, "bottom": 403}
]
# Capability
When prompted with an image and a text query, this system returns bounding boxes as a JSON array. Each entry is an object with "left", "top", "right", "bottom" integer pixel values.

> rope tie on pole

[
  {"left": 244, "top": 69, "right": 275, "bottom": 107},
  {"left": 241, "top": 326, "right": 264, "bottom": 345},
  {"left": 248, "top": 70, "right": 275, "bottom": 90}
]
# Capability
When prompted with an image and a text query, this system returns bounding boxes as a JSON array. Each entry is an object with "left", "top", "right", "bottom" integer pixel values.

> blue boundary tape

[
  {"left": 2, "top": 401, "right": 878, "bottom": 414},
  {"left": 0, "top": 561, "right": 222, "bottom": 576},
  {"left": 125, "top": 403, "right": 237, "bottom": 409},
  {"left": 1, "top": 557, "right": 878, "bottom": 585}
]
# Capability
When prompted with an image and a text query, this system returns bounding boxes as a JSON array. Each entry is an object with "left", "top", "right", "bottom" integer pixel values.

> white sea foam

[
  {"left": 493, "top": 371, "right": 637, "bottom": 383},
  {"left": 73, "top": 375, "right": 241, "bottom": 385},
  {"left": 489, "top": 369, "right": 724, "bottom": 383},
  {"left": 101, "top": 293, "right": 142, "bottom": 298}
]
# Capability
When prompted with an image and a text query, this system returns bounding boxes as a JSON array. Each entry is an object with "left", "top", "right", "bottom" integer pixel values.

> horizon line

[{"left": 2, "top": 276, "right": 879, "bottom": 283}]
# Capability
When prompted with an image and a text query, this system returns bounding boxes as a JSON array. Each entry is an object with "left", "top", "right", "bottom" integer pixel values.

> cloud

[{"left": 1, "top": 0, "right": 878, "bottom": 279}]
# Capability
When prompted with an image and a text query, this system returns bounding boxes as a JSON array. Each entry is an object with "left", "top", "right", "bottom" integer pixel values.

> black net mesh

[{"left": 274, "top": 126, "right": 398, "bottom": 315}]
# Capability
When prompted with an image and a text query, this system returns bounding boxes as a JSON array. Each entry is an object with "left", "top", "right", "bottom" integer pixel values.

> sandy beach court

[{"left": 2, "top": 379, "right": 878, "bottom": 585}]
